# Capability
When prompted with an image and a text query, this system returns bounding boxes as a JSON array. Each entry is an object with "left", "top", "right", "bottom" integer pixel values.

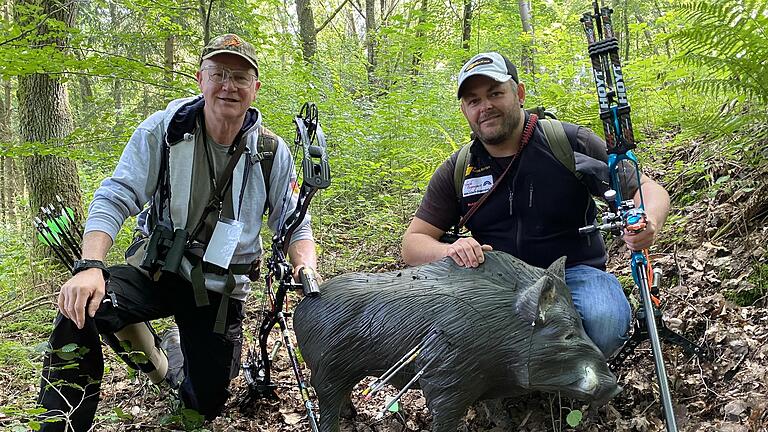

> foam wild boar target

[{"left": 293, "top": 251, "right": 621, "bottom": 432}]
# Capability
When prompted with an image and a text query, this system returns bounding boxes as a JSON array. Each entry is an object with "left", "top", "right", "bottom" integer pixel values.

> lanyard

[
  {"left": 456, "top": 113, "right": 539, "bottom": 230},
  {"left": 187, "top": 114, "right": 249, "bottom": 244},
  {"left": 199, "top": 114, "right": 225, "bottom": 210}
]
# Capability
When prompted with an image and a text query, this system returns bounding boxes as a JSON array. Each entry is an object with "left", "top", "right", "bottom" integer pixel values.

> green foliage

[
  {"left": 0, "top": 228, "right": 34, "bottom": 287},
  {"left": 52, "top": 343, "right": 89, "bottom": 362},
  {"left": 673, "top": 1, "right": 768, "bottom": 102},
  {"left": 749, "top": 262, "right": 768, "bottom": 285},
  {"left": 668, "top": 0, "right": 768, "bottom": 152},
  {"left": 112, "top": 406, "right": 133, "bottom": 421},
  {"left": 617, "top": 274, "right": 634, "bottom": 293},
  {"left": 119, "top": 340, "right": 150, "bottom": 365},
  {"left": 657, "top": 213, "right": 688, "bottom": 248},
  {"left": 566, "top": 408, "right": 583, "bottom": 427},
  {"left": 160, "top": 407, "right": 208, "bottom": 431},
  {"left": 0, "top": 341, "right": 32, "bottom": 369}
]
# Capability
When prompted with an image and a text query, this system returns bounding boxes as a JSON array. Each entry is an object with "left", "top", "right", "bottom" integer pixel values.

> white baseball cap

[{"left": 457, "top": 52, "right": 519, "bottom": 99}]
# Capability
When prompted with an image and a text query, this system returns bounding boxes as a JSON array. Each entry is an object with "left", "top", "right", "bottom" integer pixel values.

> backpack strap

[
  {"left": 187, "top": 117, "right": 251, "bottom": 243},
  {"left": 152, "top": 136, "right": 171, "bottom": 228},
  {"left": 453, "top": 142, "right": 473, "bottom": 199},
  {"left": 539, "top": 118, "right": 583, "bottom": 181},
  {"left": 255, "top": 126, "right": 279, "bottom": 214},
  {"left": 445, "top": 115, "right": 539, "bottom": 239}
]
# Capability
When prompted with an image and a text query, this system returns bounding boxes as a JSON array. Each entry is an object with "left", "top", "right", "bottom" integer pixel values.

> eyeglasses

[{"left": 201, "top": 65, "right": 257, "bottom": 89}]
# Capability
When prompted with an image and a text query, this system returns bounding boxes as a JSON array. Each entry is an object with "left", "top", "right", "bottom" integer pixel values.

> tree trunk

[
  {"left": 111, "top": 76, "right": 124, "bottom": 129},
  {"left": 410, "top": 0, "right": 428, "bottom": 74},
  {"left": 18, "top": 77, "right": 82, "bottom": 263},
  {"left": 74, "top": 50, "right": 93, "bottom": 109},
  {"left": 77, "top": 75, "right": 93, "bottom": 102},
  {"left": 1, "top": 156, "right": 10, "bottom": 226},
  {"left": 461, "top": 0, "right": 472, "bottom": 50},
  {"left": 0, "top": 77, "right": 10, "bottom": 137},
  {"left": 364, "top": 0, "right": 377, "bottom": 84},
  {"left": 15, "top": 0, "right": 83, "bottom": 266},
  {"left": 348, "top": 9, "right": 358, "bottom": 40},
  {"left": 634, "top": 12, "right": 658, "bottom": 55},
  {"left": 199, "top": 0, "right": 211, "bottom": 44},
  {"left": 1, "top": 157, "right": 24, "bottom": 230},
  {"left": 164, "top": 33, "right": 175, "bottom": 90},
  {"left": 623, "top": 0, "right": 630, "bottom": 61},
  {"left": 275, "top": 0, "right": 292, "bottom": 66},
  {"left": 518, "top": 0, "right": 534, "bottom": 75},
  {"left": 108, "top": 1, "right": 123, "bottom": 121},
  {"left": 651, "top": 0, "right": 671, "bottom": 57},
  {"left": 0, "top": 75, "right": 22, "bottom": 229},
  {"left": 296, "top": 0, "right": 318, "bottom": 60}
]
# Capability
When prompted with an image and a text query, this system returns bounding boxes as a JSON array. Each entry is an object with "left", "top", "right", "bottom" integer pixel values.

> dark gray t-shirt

[
  {"left": 186, "top": 131, "right": 236, "bottom": 243},
  {"left": 416, "top": 125, "right": 640, "bottom": 231}
]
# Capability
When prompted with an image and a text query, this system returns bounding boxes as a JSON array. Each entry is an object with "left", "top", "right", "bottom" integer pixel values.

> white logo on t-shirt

[{"left": 462, "top": 175, "right": 494, "bottom": 197}]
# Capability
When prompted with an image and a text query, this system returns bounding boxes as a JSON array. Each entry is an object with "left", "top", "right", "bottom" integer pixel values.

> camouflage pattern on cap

[{"left": 200, "top": 34, "right": 259, "bottom": 76}]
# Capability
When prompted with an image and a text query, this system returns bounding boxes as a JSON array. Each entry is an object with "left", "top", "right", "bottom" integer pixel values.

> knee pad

[{"left": 103, "top": 322, "right": 168, "bottom": 384}]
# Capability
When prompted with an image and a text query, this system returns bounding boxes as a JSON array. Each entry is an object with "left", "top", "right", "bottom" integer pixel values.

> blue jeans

[{"left": 565, "top": 265, "right": 631, "bottom": 358}]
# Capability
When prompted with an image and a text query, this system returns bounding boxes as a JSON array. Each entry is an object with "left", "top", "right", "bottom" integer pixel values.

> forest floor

[{"left": 1, "top": 147, "right": 767, "bottom": 431}]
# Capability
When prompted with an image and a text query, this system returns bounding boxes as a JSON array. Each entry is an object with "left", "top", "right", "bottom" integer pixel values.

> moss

[
  {"left": 724, "top": 263, "right": 768, "bottom": 306},
  {"left": 617, "top": 274, "right": 634, "bottom": 295}
]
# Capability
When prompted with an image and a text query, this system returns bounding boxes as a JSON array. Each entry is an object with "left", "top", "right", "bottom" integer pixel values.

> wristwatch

[{"left": 72, "top": 259, "right": 111, "bottom": 281}]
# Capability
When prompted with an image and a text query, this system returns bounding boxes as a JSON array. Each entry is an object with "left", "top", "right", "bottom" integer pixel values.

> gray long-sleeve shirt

[{"left": 85, "top": 96, "right": 313, "bottom": 299}]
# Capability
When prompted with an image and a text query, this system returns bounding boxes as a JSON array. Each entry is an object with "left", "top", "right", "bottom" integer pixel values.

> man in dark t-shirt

[{"left": 401, "top": 52, "right": 671, "bottom": 357}]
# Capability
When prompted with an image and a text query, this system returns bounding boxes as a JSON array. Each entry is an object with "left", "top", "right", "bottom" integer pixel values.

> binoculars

[{"left": 140, "top": 225, "right": 189, "bottom": 280}]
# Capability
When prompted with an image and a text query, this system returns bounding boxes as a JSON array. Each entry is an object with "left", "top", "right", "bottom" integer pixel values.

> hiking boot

[{"left": 160, "top": 325, "right": 185, "bottom": 389}]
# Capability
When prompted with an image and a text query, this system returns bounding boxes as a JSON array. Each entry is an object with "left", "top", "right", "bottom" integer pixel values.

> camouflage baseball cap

[{"left": 200, "top": 34, "right": 259, "bottom": 77}]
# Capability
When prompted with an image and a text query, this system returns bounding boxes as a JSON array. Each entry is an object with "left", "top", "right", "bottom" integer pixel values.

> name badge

[
  {"left": 462, "top": 175, "right": 494, "bottom": 197},
  {"left": 203, "top": 217, "right": 244, "bottom": 269}
]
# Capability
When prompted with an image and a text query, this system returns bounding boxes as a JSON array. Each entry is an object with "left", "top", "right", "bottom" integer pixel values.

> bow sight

[{"left": 240, "top": 102, "right": 330, "bottom": 432}]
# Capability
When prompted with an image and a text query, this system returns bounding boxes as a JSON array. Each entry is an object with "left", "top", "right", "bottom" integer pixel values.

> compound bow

[
  {"left": 241, "top": 102, "right": 331, "bottom": 432},
  {"left": 579, "top": 3, "right": 709, "bottom": 431}
]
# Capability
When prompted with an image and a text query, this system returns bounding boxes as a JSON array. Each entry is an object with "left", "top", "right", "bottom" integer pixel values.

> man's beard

[{"left": 472, "top": 111, "right": 517, "bottom": 146}]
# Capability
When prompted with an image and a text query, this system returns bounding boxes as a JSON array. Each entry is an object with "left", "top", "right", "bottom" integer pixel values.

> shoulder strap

[
  {"left": 256, "top": 126, "right": 279, "bottom": 214},
  {"left": 453, "top": 118, "right": 583, "bottom": 201},
  {"left": 256, "top": 127, "right": 278, "bottom": 190},
  {"left": 152, "top": 137, "right": 171, "bottom": 228},
  {"left": 538, "top": 118, "right": 583, "bottom": 181},
  {"left": 526, "top": 106, "right": 556, "bottom": 119},
  {"left": 453, "top": 142, "right": 473, "bottom": 199}
]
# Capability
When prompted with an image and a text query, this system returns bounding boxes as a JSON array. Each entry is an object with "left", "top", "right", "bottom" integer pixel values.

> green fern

[
  {"left": 668, "top": 0, "right": 768, "bottom": 150},
  {"left": 673, "top": 1, "right": 768, "bottom": 103}
]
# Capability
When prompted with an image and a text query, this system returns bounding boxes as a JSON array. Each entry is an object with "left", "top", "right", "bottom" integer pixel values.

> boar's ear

[
  {"left": 547, "top": 256, "right": 567, "bottom": 281},
  {"left": 515, "top": 275, "right": 557, "bottom": 324}
]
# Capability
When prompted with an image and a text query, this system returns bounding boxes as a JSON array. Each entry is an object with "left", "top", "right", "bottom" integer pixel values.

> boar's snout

[{"left": 571, "top": 363, "right": 622, "bottom": 406}]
